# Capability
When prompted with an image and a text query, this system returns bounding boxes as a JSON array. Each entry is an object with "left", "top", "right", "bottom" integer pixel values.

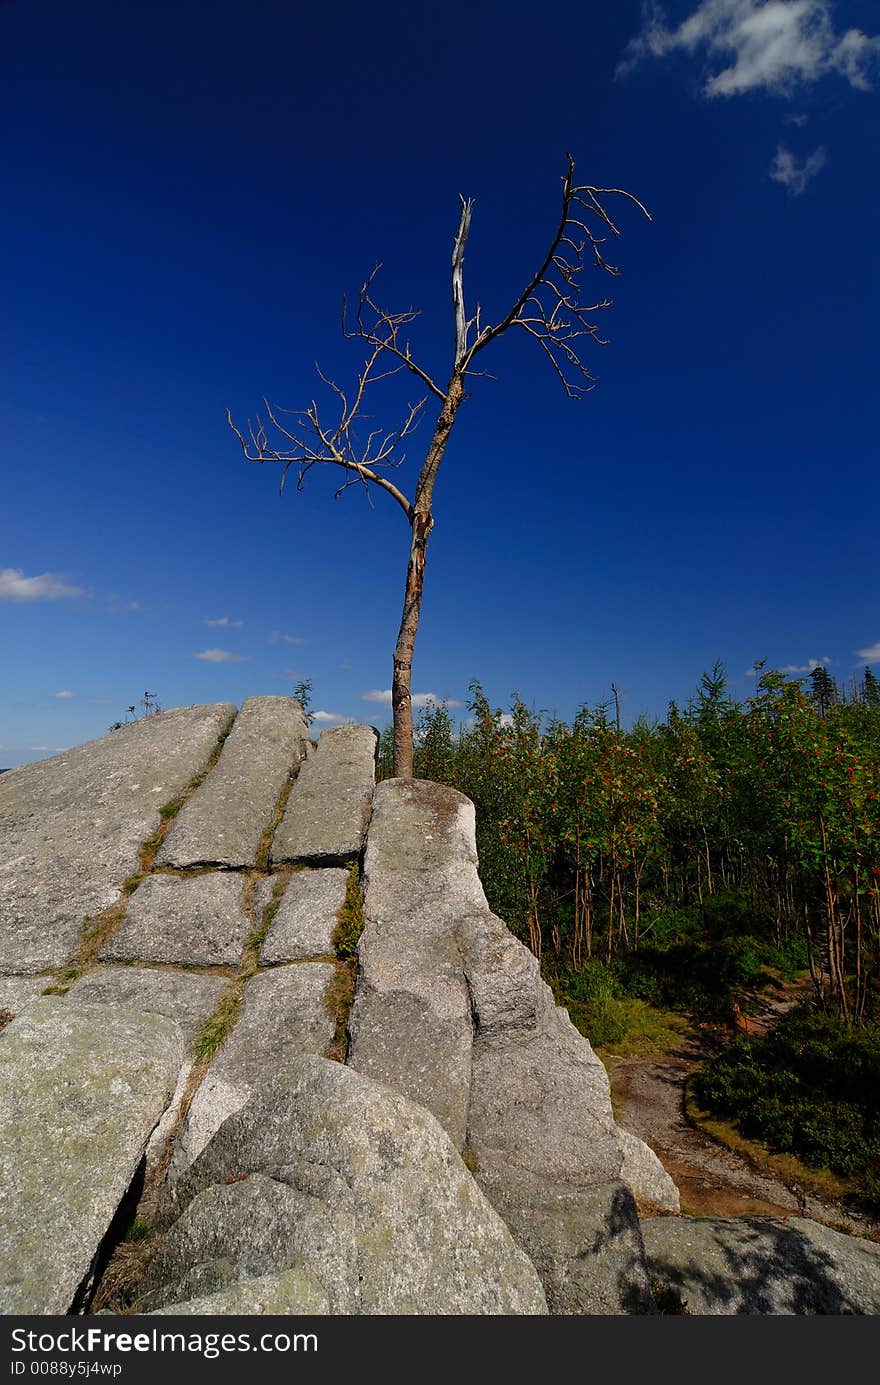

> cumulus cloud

[
  {"left": 745, "top": 655, "right": 831, "bottom": 675},
  {"left": 361, "top": 689, "right": 463, "bottom": 709},
  {"left": 53, "top": 690, "right": 75, "bottom": 699},
  {"left": 268, "top": 630, "right": 304, "bottom": 645},
  {"left": 779, "top": 655, "right": 832, "bottom": 673},
  {"left": 312, "top": 710, "right": 351, "bottom": 724},
  {"left": 619, "top": 1, "right": 880, "bottom": 96},
  {"left": 856, "top": 641, "right": 880, "bottom": 662},
  {"left": 204, "top": 616, "right": 243, "bottom": 628},
  {"left": 769, "top": 142, "right": 827, "bottom": 192},
  {"left": 193, "top": 648, "right": 249, "bottom": 663},
  {"left": 0, "top": 568, "right": 88, "bottom": 601}
]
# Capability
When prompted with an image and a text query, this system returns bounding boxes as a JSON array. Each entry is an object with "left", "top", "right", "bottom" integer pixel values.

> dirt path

[{"left": 611, "top": 1031, "right": 878, "bottom": 1236}]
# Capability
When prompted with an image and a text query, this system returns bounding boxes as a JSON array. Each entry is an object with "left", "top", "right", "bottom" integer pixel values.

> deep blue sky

[{"left": 2, "top": 0, "right": 878, "bottom": 764}]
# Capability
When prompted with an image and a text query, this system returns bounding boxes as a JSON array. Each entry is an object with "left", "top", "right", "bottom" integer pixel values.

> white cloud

[
  {"left": 361, "top": 689, "right": 463, "bottom": 709},
  {"left": 769, "top": 143, "right": 827, "bottom": 192},
  {"left": 619, "top": 1, "right": 880, "bottom": 96},
  {"left": 312, "top": 710, "right": 351, "bottom": 724},
  {"left": 204, "top": 616, "right": 243, "bottom": 628},
  {"left": 745, "top": 655, "right": 831, "bottom": 675},
  {"left": 0, "top": 568, "right": 88, "bottom": 601},
  {"left": 779, "top": 655, "right": 832, "bottom": 673},
  {"left": 268, "top": 630, "right": 304, "bottom": 645},
  {"left": 193, "top": 648, "right": 249, "bottom": 663},
  {"left": 856, "top": 641, "right": 880, "bottom": 661},
  {"left": 53, "top": 690, "right": 75, "bottom": 699}
]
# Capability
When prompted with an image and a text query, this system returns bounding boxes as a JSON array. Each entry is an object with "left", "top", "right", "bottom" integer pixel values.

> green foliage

[
  {"left": 692, "top": 1007, "right": 880, "bottom": 1212},
  {"left": 291, "top": 679, "right": 314, "bottom": 727},
  {"left": 401, "top": 668, "right": 880, "bottom": 1024},
  {"left": 332, "top": 864, "right": 365, "bottom": 959}
]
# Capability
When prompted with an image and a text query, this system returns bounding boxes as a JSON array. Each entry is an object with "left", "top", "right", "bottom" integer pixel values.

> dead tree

[{"left": 230, "top": 156, "right": 650, "bottom": 777}]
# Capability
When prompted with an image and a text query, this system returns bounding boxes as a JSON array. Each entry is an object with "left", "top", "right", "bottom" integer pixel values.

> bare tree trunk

[
  {"left": 392, "top": 509, "right": 433, "bottom": 778},
  {"left": 391, "top": 371, "right": 465, "bottom": 777}
]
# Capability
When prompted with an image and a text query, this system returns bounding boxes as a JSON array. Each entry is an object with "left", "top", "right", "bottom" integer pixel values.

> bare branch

[
  {"left": 462, "top": 154, "right": 650, "bottom": 396},
  {"left": 227, "top": 401, "right": 415, "bottom": 523},
  {"left": 452, "top": 196, "right": 474, "bottom": 368},
  {"left": 342, "top": 268, "right": 446, "bottom": 402}
]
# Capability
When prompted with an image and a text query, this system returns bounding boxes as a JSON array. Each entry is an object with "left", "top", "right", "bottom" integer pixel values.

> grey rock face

[
  {"left": 148, "top": 1269, "right": 330, "bottom": 1316},
  {"left": 642, "top": 1215, "right": 880, "bottom": 1315},
  {"left": 349, "top": 777, "right": 653, "bottom": 1315},
  {"left": 271, "top": 725, "right": 377, "bottom": 865},
  {"left": 0, "top": 703, "right": 235, "bottom": 973},
  {"left": 67, "top": 966, "right": 228, "bottom": 1049},
  {"left": 169, "top": 964, "right": 336, "bottom": 1179},
  {"left": 145, "top": 1056, "right": 547, "bottom": 1316},
  {"left": 100, "top": 872, "right": 250, "bottom": 967},
  {"left": 0, "top": 976, "right": 49, "bottom": 1020},
  {"left": 0, "top": 999, "right": 183, "bottom": 1314},
  {"left": 617, "top": 1127, "right": 680, "bottom": 1213},
  {"left": 158, "top": 697, "right": 307, "bottom": 869},
  {"left": 257, "top": 868, "right": 348, "bottom": 962},
  {"left": 348, "top": 780, "right": 477, "bottom": 1149}
]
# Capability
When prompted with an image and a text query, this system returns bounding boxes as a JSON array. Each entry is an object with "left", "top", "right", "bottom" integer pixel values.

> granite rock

[
  {"left": 642, "top": 1214, "right": 880, "bottom": 1315},
  {"left": 0, "top": 999, "right": 183, "bottom": 1313},
  {"left": 168, "top": 964, "right": 336, "bottom": 1179},
  {"left": 271, "top": 725, "right": 377, "bottom": 865},
  {"left": 146, "top": 1056, "right": 547, "bottom": 1315},
  {"left": 100, "top": 872, "right": 250, "bottom": 967},
  {"left": 257, "top": 868, "right": 348, "bottom": 962},
  {"left": 158, "top": 697, "right": 307, "bottom": 869},
  {"left": 0, "top": 704, "right": 235, "bottom": 973}
]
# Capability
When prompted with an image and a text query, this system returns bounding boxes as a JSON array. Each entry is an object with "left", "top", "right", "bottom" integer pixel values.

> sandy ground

[{"left": 611, "top": 1031, "right": 878, "bottom": 1236}]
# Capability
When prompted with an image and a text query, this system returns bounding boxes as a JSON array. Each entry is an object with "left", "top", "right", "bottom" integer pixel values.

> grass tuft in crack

[{"left": 324, "top": 863, "right": 365, "bottom": 1061}]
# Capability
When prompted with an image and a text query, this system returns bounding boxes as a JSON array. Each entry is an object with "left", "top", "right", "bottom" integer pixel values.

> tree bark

[
  {"left": 391, "top": 371, "right": 465, "bottom": 777},
  {"left": 392, "top": 508, "right": 433, "bottom": 778}
]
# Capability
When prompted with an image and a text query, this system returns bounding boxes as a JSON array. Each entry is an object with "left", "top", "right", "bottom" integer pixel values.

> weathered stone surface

[
  {"left": 168, "top": 964, "right": 336, "bottom": 1179},
  {"left": 466, "top": 971, "right": 653, "bottom": 1313},
  {"left": 158, "top": 697, "right": 307, "bottom": 869},
  {"left": 148, "top": 1269, "right": 330, "bottom": 1316},
  {"left": 0, "top": 999, "right": 183, "bottom": 1314},
  {"left": 256, "top": 868, "right": 347, "bottom": 962},
  {"left": 347, "top": 780, "right": 477, "bottom": 1148},
  {"left": 642, "top": 1215, "right": 880, "bottom": 1315},
  {"left": 0, "top": 703, "right": 235, "bottom": 973},
  {"left": 617, "top": 1127, "right": 680, "bottom": 1213},
  {"left": 271, "top": 725, "right": 377, "bottom": 865},
  {"left": 67, "top": 966, "right": 227, "bottom": 1049},
  {"left": 100, "top": 872, "right": 250, "bottom": 967},
  {"left": 349, "top": 777, "right": 653, "bottom": 1314},
  {"left": 146, "top": 1056, "right": 547, "bottom": 1315},
  {"left": 0, "top": 976, "right": 49, "bottom": 1020},
  {"left": 477, "top": 1170, "right": 651, "bottom": 1316}
]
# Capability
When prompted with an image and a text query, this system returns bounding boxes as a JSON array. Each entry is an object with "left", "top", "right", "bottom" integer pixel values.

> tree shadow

[{"left": 647, "top": 1217, "right": 871, "bottom": 1314}]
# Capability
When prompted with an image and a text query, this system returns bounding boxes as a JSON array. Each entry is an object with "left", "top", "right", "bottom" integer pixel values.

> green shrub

[{"left": 692, "top": 1006, "right": 880, "bottom": 1213}]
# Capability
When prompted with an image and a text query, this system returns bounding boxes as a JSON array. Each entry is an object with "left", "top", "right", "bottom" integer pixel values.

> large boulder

[
  {"left": 0, "top": 999, "right": 184, "bottom": 1313},
  {"left": 0, "top": 703, "right": 235, "bottom": 973},
  {"left": 617, "top": 1127, "right": 681, "bottom": 1213},
  {"left": 143, "top": 1055, "right": 547, "bottom": 1315},
  {"left": 157, "top": 696, "right": 308, "bottom": 869},
  {"left": 348, "top": 779, "right": 654, "bottom": 1314},
  {"left": 271, "top": 725, "right": 377, "bottom": 865},
  {"left": 167, "top": 965, "right": 337, "bottom": 1180},
  {"left": 642, "top": 1215, "right": 880, "bottom": 1314}
]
